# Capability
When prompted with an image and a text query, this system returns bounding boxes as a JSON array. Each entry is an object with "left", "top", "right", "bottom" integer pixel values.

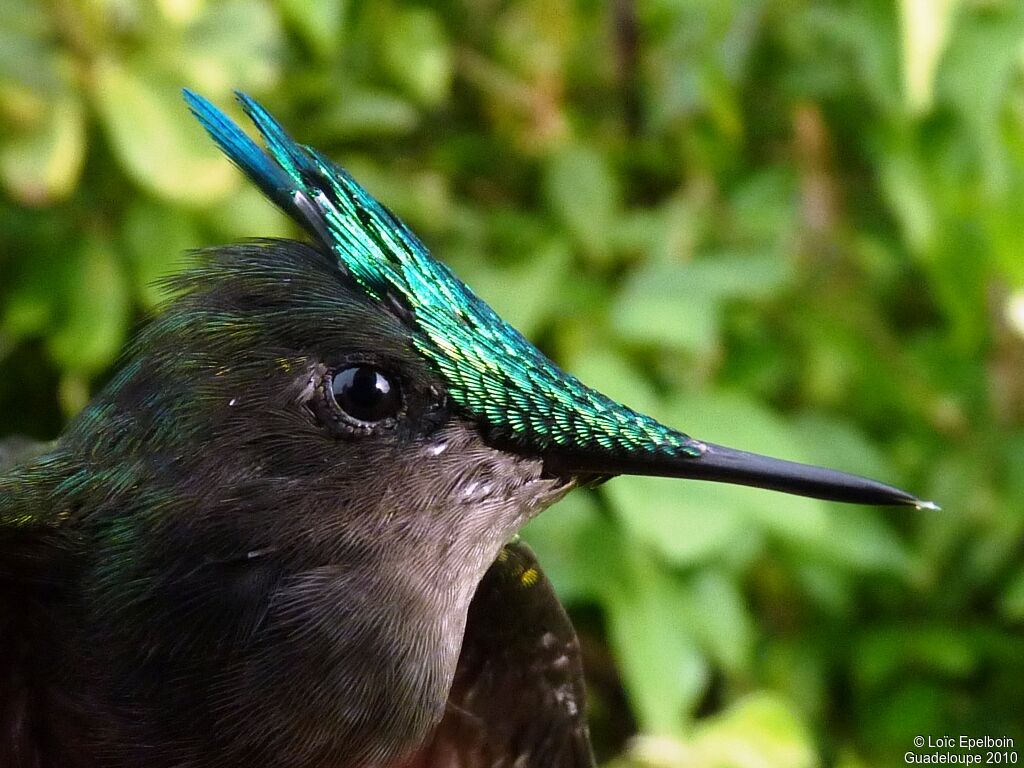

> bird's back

[{"left": 0, "top": 440, "right": 78, "bottom": 768}]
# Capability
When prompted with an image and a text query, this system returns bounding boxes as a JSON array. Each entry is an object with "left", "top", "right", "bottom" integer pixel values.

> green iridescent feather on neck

[{"left": 185, "top": 91, "right": 701, "bottom": 460}]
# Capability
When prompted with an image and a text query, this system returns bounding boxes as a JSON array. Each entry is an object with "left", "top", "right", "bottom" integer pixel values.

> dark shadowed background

[{"left": 1, "top": 1, "right": 1023, "bottom": 765}]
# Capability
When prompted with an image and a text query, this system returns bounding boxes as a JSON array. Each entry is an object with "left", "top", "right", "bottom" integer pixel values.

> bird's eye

[{"left": 329, "top": 365, "right": 402, "bottom": 425}]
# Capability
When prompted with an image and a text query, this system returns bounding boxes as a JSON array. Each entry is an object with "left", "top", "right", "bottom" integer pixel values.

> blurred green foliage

[{"left": 2, "top": 0, "right": 1023, "bottom": 765}]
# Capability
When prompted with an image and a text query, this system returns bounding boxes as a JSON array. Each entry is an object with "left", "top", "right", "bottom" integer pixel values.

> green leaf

[
  {"left": 544, "top": 144, "right": 619, "bottom": 265},
  {"left": 1000, "top": 567, "right": 1024, "bottom": 622},
  {"left": 877, "top": 136, "right": 937, "bottom": 253},
  {"left": 317, "top": 88, "right": 419, "bottom": 139},
  {"left": 690, "top": 693, "right": 817, "bottom": 768},
  {"left": 493, "top": 0, "right": 575, "bottom": 81},
  {"left": 685, "top": 571, "right": 754, "bottom": 674},
  {"left": 605, "top": 560, "right": 709, "bottom": 733},
  {"left": 122, "top": 200, "right": 203, "bottom": 308},
  {"left": 201, "top": 183, "right": 295, "bottom": 241},
  {"left": 2, "top": 248, "right": 62, "bottom": 340},
  {"left": 276, "top": 0, "right": 346, "bottom": 59},
  {"left": 453, "top": 239, "right": 571, "bottom": 337},
  {"left": 607, "top": 475, "right": 750, "bottom": 566},
  {"left": 47, "top": 239, "right": 130, "bottom": 374},
  {"left": 900, "top": 0, "right": 961, "bottom": 114},
  {"left": 520, "top": 490, "right": 610, "bottom": 604},
  {"left": 380, "top": 7, "right": 452, "bottom": 106},
  {"left": 809, "top": 506, "right": 910, "bottom": 575},
  {"left": 92, "top": 61, "right": 238, "bottom": 204},
  {"left": 172, "top": 0, "right": 284, "bottom": 95},
  {"left": 860, "top": 680, "right": 949, "bottom": 750},
  {"left": 0, "top": 0, "right": 62, "bottom": 94},
  {"left": 937, "top": 3, "right": 1024, "bottom": 186},
  {"left": 611, "top": 254, "right": 791, "bottom": 354},
  {"left": 622, "top": 693, "right": 818, "bottom": 768},
  {"left": 728, "top": 167, "right": 798, "bottom": 244},
  {"left": 834, "top": 748, "right": 871, "bottom": 768},
  {"left": 0, "top": 91, "right": 85, "bottom": 205},
  {"left": 856, "top": 626, "right": 977, "bottom": 689}
]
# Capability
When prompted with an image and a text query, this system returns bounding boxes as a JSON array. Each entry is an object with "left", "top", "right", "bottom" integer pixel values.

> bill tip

[{"left": 914, "top": 499, "right": 941, "bottom": 512}]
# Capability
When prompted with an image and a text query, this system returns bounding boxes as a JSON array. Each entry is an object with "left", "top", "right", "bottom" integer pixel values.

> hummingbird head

[{"left": 180, "top": 90, "right": 935, "bottom": 514}]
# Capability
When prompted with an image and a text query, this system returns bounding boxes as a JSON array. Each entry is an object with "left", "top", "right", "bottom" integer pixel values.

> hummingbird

[{"left": 0, "top": 91, "right": 935, "bottom": 768}]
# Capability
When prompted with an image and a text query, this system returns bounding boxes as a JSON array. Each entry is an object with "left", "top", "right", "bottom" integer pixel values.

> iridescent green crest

[{"left": 185, "top": 91, "right": 700, "bottom": 459}]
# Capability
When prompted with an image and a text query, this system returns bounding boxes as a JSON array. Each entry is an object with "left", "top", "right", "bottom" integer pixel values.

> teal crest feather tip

[{"left": 184, "top": 90, "right": 702, "bottom": 460}]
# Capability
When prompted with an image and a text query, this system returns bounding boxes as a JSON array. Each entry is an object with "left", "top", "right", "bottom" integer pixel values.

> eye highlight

[{"left": 329, "top": 365, "right": 402, "bottom": 425}]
